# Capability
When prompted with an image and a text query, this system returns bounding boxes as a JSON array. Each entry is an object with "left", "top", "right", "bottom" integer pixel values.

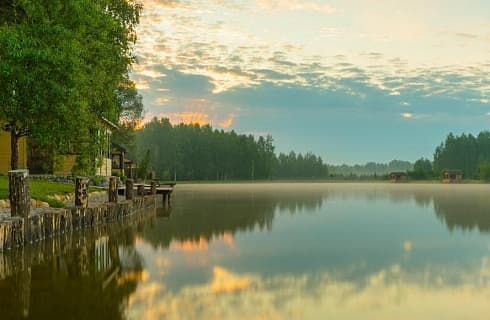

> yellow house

[
  {"left": 53, "top": 117, "right": 117, "bottom": 177},
  {"left": 0, "top": 130, "right": 28, "bottom": 174},
  {"left": 1, "top": 117, "right": 116, "bottom": 176}
]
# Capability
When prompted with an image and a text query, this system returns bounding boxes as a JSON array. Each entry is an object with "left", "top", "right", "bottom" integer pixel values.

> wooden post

[
  {"left": 108, "top": 176, "right": 118, "bottom": 203},
  {"left": 137, "top": 184, "right": 145, "bottom": 196},
  {"left": 9, "top": 170, "right": 30, "bottom": 243},
  {"left": 125, "top": 179, "right": 134, "bottom": 200},
  {"left": 75, "top": 177, "right": 89, "bottom": 208},
  {"left": 151, "top": 181, "right": 157, "bottom": 195}
]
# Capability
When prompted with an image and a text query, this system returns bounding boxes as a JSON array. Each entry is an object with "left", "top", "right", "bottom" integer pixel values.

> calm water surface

[{"left": 2, "top": 183, "right": 490, "bottom": 319}]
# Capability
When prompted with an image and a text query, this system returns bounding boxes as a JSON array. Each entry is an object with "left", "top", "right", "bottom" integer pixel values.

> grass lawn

[{"left": 0, "top": 176, "right": 76, "bottom": 208}]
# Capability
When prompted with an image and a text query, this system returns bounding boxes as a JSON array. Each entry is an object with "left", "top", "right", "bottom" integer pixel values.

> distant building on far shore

[
  {"left": 442, "top": 169, "right": 463, "bottom": 183},
  {"left": 389, "top": 172, "right": 408, "bottom": 182}
]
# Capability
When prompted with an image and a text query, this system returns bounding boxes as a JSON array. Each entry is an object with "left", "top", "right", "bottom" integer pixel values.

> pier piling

[
  {"left": 75, "top": 177, "right": 89, "bottom": 208},
  {"left": 108, "top": 177, "right": 118, "bottom": 203},
  {"left": 125, "top": 179, "right": 134, "bottom": 200},
  {"left": 9, "top": 170, "right": 30, "bottom": 242}
]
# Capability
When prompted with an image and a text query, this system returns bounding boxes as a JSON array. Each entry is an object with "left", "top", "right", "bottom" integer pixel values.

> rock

[{"left": 40, "top": 202, "right": 50, "bottom": 208}]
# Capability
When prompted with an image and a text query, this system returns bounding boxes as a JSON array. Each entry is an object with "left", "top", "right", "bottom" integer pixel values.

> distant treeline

[
  {"left": 133, "top": 119, "right": 490, "bottom": 181},
  {"left": 134, "top": 118, "right": 275, "bottom": 180},
  {"left": 134, "top": 118, "right": 334, "bottom": 180},
  {"left": 327, "top": 160, "right": 413, "bottom": 177},
  {"left": 133, "top": 118, "right": 420, "bottom": 180}
]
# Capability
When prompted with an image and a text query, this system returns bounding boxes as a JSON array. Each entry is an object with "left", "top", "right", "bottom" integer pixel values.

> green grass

[{"left": 0, "top": 176, "right": 78, "bottom": 208}]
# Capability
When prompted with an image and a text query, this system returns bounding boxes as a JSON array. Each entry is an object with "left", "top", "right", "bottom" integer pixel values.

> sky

[{"left": 130, "top": 0, "right": 490, "bottom": 164}]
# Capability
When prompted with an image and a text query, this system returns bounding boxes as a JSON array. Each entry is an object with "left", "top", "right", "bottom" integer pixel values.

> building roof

[
  {"left": 112, "top": 142, "right": 127, "bottom": 152},
  {"left": 99, "top": 116, "right": 119, "bottom": 130},
  {"left": 389, "top": 171, "right": 407, "bottom": 175},
  {"left": 442, "top": 169, "right": 463, "bottom": 174}
]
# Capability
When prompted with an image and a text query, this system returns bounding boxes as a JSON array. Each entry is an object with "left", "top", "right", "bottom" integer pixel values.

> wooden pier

[{"left": 118, "top": 181, "right": 175, "bottom": 209}]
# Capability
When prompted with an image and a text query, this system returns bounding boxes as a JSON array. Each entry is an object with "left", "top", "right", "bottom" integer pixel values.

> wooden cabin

[
  {"left": 0, "top": 130, "right": 27, "bottom": 174},
  {"left": 389, "top": 172, "right": 408, "bottom": 182},
  {"left": 442, "top": 169, "right": 463, "bottom": 183}
]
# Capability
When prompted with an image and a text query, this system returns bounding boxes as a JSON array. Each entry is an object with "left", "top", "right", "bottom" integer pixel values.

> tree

[
  {"left": 0, "top": 0, "right": 142, "bottom": 172},
  {"left": 479, "top": 162, "right": 490, "bottom": 182},
  {"left": 410, "top": 157, "right": 433, "bottom": 179},
  {"left": 433, "top": 131, "right": 488, "bottom": 179}
]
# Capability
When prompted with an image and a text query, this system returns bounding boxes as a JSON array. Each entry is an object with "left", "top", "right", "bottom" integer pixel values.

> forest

[
  {"left": 328, "top": 160, "right": 413, "bottom": 177},
  {"left": 134, "top": 119, "right": 490, "bottom": 182},
  {"left": 433, "top": 131, "right": 490, "bottom": 180},
  {"left": 133, "top": 118, "right": 331, "bottom": 180},
  {"left": 133, "top": 118, "right": 415, "bottom": 181}
]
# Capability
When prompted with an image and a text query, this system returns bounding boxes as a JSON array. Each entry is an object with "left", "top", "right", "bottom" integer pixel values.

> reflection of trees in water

[
  {"left": 326, "top": 184, "right": 490, "bottom": 233},
  {"left": 0, "top": 214, "right": 153, "bottom": 319},
  {"left": 383, "top": 186, "right": 490, "bottom": 233},
  {"left": 146, "top": 184, "right": 490, "bottom": 249},
  {"left": 431, "top": 190, "right": 490, "bottom": 232},
  {"left": 333, "top": 185, "right": 490, "bottom": 233},
  {"left": 143, "top": 187, "right": 327, "bottom": 249}
]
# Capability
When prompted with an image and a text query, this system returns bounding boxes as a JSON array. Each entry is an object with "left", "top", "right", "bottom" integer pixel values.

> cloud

[
  {"left": 158, "top": 111, "right": 210, "bottom": 126},
  {"left": 131, "top": 0, "right": 490, "bottom": 162},
  {"left": 256, "top": 0, "right": 335, "bottom": 14},
  {"left": 219, "top": 114, "right": 235, "bottom": 128},
  {"left": 454, "top": 32, "right": 478, "bottom": 39}
]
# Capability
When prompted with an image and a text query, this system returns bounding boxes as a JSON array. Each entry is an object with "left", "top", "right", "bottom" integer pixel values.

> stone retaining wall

[
  {"left": 0, "top": 195, "right": 157, "bottom": 251},
  {"left": 0, "top": 207, "right": 155, "bottom": 280}
]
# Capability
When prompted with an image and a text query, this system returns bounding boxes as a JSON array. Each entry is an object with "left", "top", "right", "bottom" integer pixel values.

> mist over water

[{"left": 2, "top": 183, "right": 490, "bottom": 319}]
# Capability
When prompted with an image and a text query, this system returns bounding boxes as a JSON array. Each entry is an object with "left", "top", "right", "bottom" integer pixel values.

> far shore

[{"left": 157, "top": 179, "right": 489, "bottom": 184}]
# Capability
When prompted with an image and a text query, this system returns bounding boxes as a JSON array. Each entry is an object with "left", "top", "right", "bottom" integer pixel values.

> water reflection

[
  {"left": 0, "top": 211, "right": 155, "bottom": 319},
  {"left": 125, "top": 261, "right": 490, "bottom": 320},
  {"left": 3, "top": 184, "right": 490, "bottom": 319},
  {"left": 129, "top": 184, "right": 490, "bottom": 319},
  {"left": 142, "top": 184, "right": 490, "bottom": 254},
  {"left": 143, "top": 184, "right": 327, "bottom": 250}
]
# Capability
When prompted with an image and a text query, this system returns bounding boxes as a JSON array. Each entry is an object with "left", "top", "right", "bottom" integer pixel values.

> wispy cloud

[
  {"left": 131, "top": 0, "right": 490, "bottom": 162},
  {"left": 256, "top": 0, "right": 335, "bottom": 14}
]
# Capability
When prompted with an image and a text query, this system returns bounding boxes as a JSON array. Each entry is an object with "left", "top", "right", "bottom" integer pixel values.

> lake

[{"left": 2, "top": 183, "right": 490, "bottom": 319}]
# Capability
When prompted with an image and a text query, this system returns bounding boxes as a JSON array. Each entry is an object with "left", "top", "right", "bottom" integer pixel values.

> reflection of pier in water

[{"left": 0, "top": 207, "right": 156, "bottom": 319}]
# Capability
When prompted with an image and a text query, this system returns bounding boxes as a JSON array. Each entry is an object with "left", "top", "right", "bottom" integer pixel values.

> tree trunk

[{"left": 10, "top": 129, "right": 18, "bottom": 170}]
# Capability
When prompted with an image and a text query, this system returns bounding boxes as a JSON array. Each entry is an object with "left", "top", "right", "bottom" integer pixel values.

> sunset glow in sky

[{"left": 131, "top": 0, "right": 490, "bottom": 163}]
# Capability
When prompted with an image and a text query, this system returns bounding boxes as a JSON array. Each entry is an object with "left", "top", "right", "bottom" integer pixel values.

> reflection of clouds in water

[
  {"left": 125, "top": 259, "right": 490, "bottom": 320},
  {"left": 169, "top": 232, "right": 235, "bottom": 252}
]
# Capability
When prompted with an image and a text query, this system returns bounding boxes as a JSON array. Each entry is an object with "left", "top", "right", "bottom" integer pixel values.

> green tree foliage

[
  {"left": 134, "top": 119, "right": 277, "bottom": 180},
  {"left": 328, "top": 160, "right": 413, "bottom": 177},
  {"left": 112, "top": 79, "right": 144, "bottom": 149},
  {"left": 0, "top": 0, "right": 142, "bottom": 172},
  {"left": 273, "top": 151, "right": 329, "bottom": 179},
  {"left": 479, "top": 162, "right": 490, "bottom": 182},
  {"left": 409, "top": 157, "right": 433, "bottom": 179},
  {"left": 433, "top": 131, "right": 490, "bottom": 178}
]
